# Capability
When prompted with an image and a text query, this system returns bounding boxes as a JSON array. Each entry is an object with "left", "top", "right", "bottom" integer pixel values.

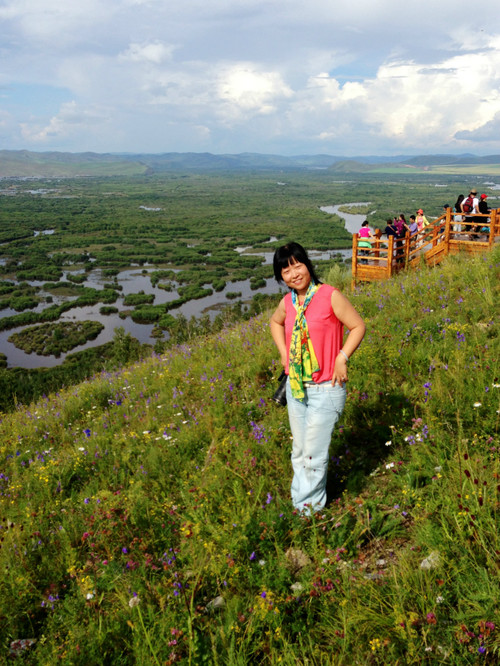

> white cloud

[
  {"left": 217, "top": 64, "right": 293, "bottom": 117},
  {"left": 1, "top": 0, "right": 500, "bottom": 154},
  {"left": 20, "top": 101, "right": 110, "bottom": 144},
  {"left": 455, "top": 112, "right": 500, "bottom": 143}
]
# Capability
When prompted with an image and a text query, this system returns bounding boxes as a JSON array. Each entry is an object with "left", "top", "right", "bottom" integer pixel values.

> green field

[{"left": 370, "top": 164, "right": 500, "bottom": 176}]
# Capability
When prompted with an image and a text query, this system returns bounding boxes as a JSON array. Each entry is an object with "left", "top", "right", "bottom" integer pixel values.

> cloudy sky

[{"left": 1, "top": 0, "right": 499, "bottom": 157}]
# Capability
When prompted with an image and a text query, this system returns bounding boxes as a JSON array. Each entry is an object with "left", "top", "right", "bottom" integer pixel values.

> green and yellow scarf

[{"left": 288, "top": 282, "right": 320, "bottom": 401}]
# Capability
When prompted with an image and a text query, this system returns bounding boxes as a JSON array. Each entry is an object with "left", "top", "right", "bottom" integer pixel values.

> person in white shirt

[{"left": 461, "top": 189, "right": 479, "bottom": 237}]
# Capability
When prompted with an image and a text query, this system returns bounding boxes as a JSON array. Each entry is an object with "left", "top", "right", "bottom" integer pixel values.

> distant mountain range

[{"left": 1, "top": 149, "right": 500, "bottom": 178}]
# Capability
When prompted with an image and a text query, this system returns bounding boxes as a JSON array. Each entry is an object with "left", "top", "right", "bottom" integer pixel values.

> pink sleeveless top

[{"left": 284, "top": 284, "right": 344, "bottom": 383}]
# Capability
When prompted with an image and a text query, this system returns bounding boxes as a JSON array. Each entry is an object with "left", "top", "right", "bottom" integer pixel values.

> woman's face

[{"left": 281, "top": 259, "right": 311, "bottom": 293}]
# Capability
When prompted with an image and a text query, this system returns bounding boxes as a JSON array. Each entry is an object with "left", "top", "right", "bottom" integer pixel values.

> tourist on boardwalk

[
  {"left": 405, "top": 214, "right": 418, "bottom": 235},
  {"left": 270, "top": 242, "right": 365, "bottom": 514},
  {"left": 476, "top": 194, "right": 491, "bottom": 239},
  {"left": 384, "top": 218, "right": 398, "bottom": 238},
  {"left": 461, "top": 189, "right": 479, "bottom": 237},
  {"left": 395, "top": 214, "right": 406, "bottom": 262},
  {"left": 454, "top": 194, "right": 464, "bottom": 236},
  {"left": 395, "top": 214, "right": 406, "bottom": 238},
  {"left": 416, "top": 209, "right": 429, "bottom": 232},
  {"left": 478, "top": 194, "right": 490, "bottom": 215},
  {"left": 357, "top": 220, "right": 375, "bottom": 264},
  {"left": 384, "top": 218, "right": 399, "bottom": 261},
  {"left": 416, "top": 209, "right": 429, "bottom": 248},
  {"left": 384, "top": 218, "right": 398, "bottom": 260}
]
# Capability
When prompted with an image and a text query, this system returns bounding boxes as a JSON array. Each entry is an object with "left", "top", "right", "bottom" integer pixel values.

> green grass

[{"left": 0, "top": 246, "right": 498, "bottom": 664}]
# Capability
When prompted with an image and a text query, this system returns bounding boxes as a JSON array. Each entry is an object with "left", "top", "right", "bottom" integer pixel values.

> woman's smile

[{"left": 281, "top": 261, "right": 311, "bottom": 293}]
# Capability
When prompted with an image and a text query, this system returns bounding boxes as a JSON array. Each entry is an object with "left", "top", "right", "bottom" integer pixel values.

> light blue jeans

[{"left": 286, "top": 378, "right": 346, "bottom": 514}]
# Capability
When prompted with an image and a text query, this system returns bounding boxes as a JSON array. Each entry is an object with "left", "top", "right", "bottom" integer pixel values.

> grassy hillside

[
  {"left": 0, "top": 247, "right": 498, "bottom": 664},
  {"left": 0, "top": 151, "right": 149, "bottom": 177},
  {"left": 2, "top": 149, "right": 500, "bottom": 177}
]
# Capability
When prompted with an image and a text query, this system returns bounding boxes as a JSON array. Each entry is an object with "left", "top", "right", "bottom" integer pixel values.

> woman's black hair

[
  {"left": 361, "top": 220, "right": 369, "bottom": 227},
  {"left": 273, "top": 242, "right": 322, "bottom": 285},
  {"left": 454, "top": 194, "right": 464, "bottom": 211}
]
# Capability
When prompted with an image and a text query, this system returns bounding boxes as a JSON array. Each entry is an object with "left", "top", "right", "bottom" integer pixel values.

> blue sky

[{"left": 1, "top": 0, "right": 499, "bottom": 156}]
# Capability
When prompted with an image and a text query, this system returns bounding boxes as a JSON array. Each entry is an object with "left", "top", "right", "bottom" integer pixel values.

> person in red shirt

[{"left": 270, "top": 242, "right": 365, "bottom": 514}]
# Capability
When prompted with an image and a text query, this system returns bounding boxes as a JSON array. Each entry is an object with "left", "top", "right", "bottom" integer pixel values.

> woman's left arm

[{"left": 331, "top": 290, "right": 366, "bottom": 386}]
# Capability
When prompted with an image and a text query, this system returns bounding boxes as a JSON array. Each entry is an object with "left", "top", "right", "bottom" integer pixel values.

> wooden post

[
  {"left": 404, "top": 231, "right": 410, "bottom": 268},
  {"left": 489, "top": 209, "right": 497, "bottom": 248},
  {"left": 432, "top": 224, "right": 438, "bottom": 247},
  {"left": 351, "top": 233, "right": 358, "bottom": 286},
  {"left": 373, "top": 228, "right": 382, "bottom": 266},
  {"left": 387, "top": 235, "right": 394, "bottom": 279},
  {"left": 444, "top": 208, "right": 452, "bottom": 256}
]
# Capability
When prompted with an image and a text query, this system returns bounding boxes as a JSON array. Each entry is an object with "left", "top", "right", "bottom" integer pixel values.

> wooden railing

[{"left": 351, "top": 208, "right": 500, "bottom": 285}]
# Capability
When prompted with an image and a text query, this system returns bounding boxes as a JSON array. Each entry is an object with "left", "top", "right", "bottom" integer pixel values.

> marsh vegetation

[{"left": 0, "top": 169, "right": 497, "bottom": 410}]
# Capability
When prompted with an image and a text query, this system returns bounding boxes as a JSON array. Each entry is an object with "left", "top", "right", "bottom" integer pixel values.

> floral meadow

[{"left": 0, "top": 246, "right": 499, "bottom": 664}]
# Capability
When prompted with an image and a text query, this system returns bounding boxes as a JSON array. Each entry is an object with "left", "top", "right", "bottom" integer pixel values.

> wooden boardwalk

[{"left": 351, "top": 208, "right": 500, "bottom": 285}]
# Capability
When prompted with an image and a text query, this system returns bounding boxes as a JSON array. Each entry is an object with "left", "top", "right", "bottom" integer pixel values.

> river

[{"left": 319, "top": 202, "right": 373, "bottom": 234}]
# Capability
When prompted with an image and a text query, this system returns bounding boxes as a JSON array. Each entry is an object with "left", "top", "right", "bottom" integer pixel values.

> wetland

[{"left": 0, "top": 168, "right": 497, "bottom": 409}]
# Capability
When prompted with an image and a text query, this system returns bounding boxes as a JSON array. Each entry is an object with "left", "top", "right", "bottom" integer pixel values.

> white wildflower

[
  {"left": 128, "top": 596, "right": 140, "bottom": 608},
  {"left": 290, "top": 582, "right": 304, "bottom": 593},
  {"left": 420, "top": 551, "right": 441, "bottom": 570}
]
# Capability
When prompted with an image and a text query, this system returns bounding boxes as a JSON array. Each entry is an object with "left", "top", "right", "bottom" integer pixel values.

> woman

[
  {"left": 416, "top": 209, "right": 429, "bottom": 248},
  {"left": 395, "top": 214, "right": 407, "bottom": 263},
  {"left": 270, "top": 243, "right": 365, "bottom": 514},
  {"left": 454, "top": 194, "right": 464, "bottom": 236},
  {"left": 416, "top": 209, "right": 429, "bottom": 232},
  {"left": 357, "top": 219, "right": 375, "bottom": 264},
  {"left": 395, "top": 214, "right": 406, "bottom": 238}
]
